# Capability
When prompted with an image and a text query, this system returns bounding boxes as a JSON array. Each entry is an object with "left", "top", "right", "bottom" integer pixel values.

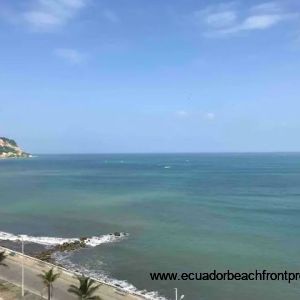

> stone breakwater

[
  {"left": 34, "top": 239, "right": 86, "bottom": 263},
  {"left": 0, "top": 231, "right": 168, "bottom": 299},
  {"left": 34, "top": 233, "right": 126, "bottom": 263},
  {"left": 0, "top": 231, "right": 128, "bottom": 263}
]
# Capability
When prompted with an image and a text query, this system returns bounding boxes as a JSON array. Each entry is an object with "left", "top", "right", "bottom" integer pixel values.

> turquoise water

[{"left": 1, "top": 154, "right": 300, "bottom": 299}]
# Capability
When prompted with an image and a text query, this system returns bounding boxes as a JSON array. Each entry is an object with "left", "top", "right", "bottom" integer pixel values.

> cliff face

[{"left": 0, "top": 137, "right": 31, "bottom": 158}]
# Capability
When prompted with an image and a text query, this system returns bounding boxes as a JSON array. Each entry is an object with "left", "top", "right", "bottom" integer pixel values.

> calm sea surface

[{"left": 1, "top": 154, "right": 300, "bottom": 299}]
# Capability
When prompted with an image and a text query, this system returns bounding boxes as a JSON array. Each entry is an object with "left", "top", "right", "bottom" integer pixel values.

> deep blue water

[{"left": 1, "top": 153, "right": 300, "bottom": 299}]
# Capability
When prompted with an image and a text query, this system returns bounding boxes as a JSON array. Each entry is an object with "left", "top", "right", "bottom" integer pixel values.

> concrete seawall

[{"left": 0, "top": 246, "right": 145, "bottom": 300}]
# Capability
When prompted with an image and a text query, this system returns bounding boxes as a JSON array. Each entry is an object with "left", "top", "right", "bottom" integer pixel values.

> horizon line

[{"left": 31, "top": 151, "right": 300, "bottom": 155}]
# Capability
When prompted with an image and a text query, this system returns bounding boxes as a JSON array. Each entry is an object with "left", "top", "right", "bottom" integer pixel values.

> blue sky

[{"left": 0, "top": 0, "right": 300, "bottom": 153}]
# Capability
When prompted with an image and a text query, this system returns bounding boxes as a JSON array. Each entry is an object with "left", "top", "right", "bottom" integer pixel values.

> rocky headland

[{"left": 0, "top": 137, "right": 31, "bottom": 158}]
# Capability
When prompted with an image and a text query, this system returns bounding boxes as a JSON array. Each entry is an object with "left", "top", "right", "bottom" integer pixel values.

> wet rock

[
  {"left": 33, "top": 240, "right": 87, "bottom": 262},
  {"left": 35, "top": 250, "right": 54, "bottom": 263}
]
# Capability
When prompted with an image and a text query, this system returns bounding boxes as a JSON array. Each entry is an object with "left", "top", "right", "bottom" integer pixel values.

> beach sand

[{"left": 0, "top": 246, "right": 145, "bottom": 300}]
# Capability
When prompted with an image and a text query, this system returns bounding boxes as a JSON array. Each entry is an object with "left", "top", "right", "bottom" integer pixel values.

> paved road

[{"left": 0, "top": 248, "right": 143, "bottom": 300}]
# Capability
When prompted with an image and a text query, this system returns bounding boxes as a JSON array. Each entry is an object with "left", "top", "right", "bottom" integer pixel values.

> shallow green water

[{"left": 1, "top": 154, "right": 300, "bottom": 299}]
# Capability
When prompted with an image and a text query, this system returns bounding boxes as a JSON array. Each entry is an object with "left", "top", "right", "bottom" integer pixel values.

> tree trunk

[{"left": 48, "top": 285, "right": 51, "bottom": 300}]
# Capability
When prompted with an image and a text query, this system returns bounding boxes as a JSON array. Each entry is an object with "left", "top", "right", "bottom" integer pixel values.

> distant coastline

[{"left": 0, "top": 137, "right": 31, "bottom": 159}]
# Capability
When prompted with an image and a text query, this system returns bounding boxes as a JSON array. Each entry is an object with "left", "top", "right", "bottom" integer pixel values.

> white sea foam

[
  {"left": 85, "top": 233, "right": 128, "bottom": 247},
  {"left": 53, "top": 252, "right": 169, "bottom": 300},
  {"left": 0, "top": 231, "right": 127, "bottom": 247},
  {"left": 0, "top": 230, "right": 168, "bottom": 300}
]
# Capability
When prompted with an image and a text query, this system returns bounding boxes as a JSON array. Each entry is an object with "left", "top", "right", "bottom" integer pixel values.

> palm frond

[
  {"left": 68, "top": 286, "right": 83, "bottom": 296},
  {"left": 85, "top": 284, "right": 102, "bottom": 297},
  {"left": 86, "top": 296, "right": 102, "bottom": 300},
  {"left": 68, "top": 275, "right": 102, "bottom": 299},
  {"left": 0, "top": 251, "right": 7, "bottom": 266},
  {"left": 38, "top": 268, "right": 60, "bottom": 289}
]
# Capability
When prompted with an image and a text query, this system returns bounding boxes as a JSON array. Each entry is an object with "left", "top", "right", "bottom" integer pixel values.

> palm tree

[
  {"left": 68, "top": 275, "right": 102, "bottom": 299},
  {"left": 0, "top": 251, "right": 7, "bottom": 267},
  {"left": 38, "top": 268, "right": 60, "bottom": 300}
]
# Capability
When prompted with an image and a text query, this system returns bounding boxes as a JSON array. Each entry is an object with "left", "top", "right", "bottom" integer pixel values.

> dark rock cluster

[
  {"left": 34, "top": 239, "right": 87, "bottom": 263},
  {"left": 33, "top": 233, "right": 124, "bottom": 263}
]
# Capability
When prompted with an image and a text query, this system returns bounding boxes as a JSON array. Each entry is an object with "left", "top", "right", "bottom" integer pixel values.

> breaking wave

[
  {"left": 0, "top": 230, "right": 168, "bottom": 299},
  {"left": 53, "top": 252, "right": 168, "bottom": 300},
  {"left": 0, "top": 231, "right": 127, "bottom": 247}
]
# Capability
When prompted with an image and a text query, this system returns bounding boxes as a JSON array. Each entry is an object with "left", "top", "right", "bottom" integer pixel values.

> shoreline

[
  {"left": 0, "top": 246, "right": 146, "bottom": 300},
  {"left": 0, "top": 231, "right": 168, "bottom": 300}
]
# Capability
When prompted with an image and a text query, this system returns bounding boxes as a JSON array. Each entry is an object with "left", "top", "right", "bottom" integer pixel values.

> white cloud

[
  {"left": 194, "top": 2, "right": 297, "bottom": 37},
  {"left": 19, "top": 0, "right": 87, "bottom": 31},
  {"left": 193, "top": 3, "right": 237, "bottom": 29},
  {"left": 175, "top": 110, "right": 216, "bottom": 121},
  {"left": 194, "top": 9, "right": 237, "bottom": 28},
  {"left": 218, "top": 13, "right": 291, "bottom": 35},
  {"left": 175, "top": 110, "right": 189, "bottom": 118},
  {"left": 103, "top": 9, "right": 119, "bottom": 23},
  {"left": 54, "top": 48, "right": 85, "bottom": 64},
  {"left": 204, "top": 112, "right": 216, "bottom": 121},
  {"left": 250, "top": 2, "right": 282, "bottom": 14},
  {"left": 24, "top": 11, "right": 62, "bottom": 28},
  {"left": 1, "top": 1, "right": 122, "bottom": 32},
  {"left": 241, "top": 14, "right": 284, "bottom": 30},
  {"left": 205, "top": 11, "right": 237, "bottom": 28}
]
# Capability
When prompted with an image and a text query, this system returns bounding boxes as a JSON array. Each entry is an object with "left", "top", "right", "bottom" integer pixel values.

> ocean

[{"left": 0, "top": 153, "right": 300, "bottom": 299}]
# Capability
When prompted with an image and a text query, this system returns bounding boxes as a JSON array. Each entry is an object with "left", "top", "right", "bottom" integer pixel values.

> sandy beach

[{"left": 0, "top": 246, "right": 145, "bottom": 300}]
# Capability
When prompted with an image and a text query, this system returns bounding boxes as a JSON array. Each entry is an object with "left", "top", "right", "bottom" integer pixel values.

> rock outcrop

[{"left": 0, "top": 137, "right": 31, "bottom": 158}]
